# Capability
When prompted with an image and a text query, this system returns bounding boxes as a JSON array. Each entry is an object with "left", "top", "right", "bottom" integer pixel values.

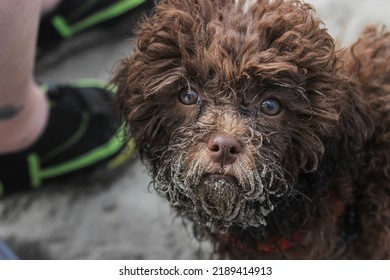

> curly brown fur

[{"left": 113, "top": 0, "right": 390, "bottom": 259}]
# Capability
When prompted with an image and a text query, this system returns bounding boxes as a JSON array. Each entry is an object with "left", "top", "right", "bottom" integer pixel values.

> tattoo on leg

[{"left": 0, "top": 105, "right": 23, "bottom": 121}]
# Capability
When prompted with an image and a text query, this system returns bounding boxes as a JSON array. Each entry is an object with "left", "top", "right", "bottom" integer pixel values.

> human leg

[
  {"left": 0, "top": 0, "right": 135, "bottom": 196},
  {"left": 0, "top": 0, "right": 48, "bottom": 153}
]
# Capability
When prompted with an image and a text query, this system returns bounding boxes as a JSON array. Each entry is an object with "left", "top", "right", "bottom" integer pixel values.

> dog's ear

[
  {"left": 327, "top": 28, "right": 390, "bottom": 171},
  {"left": 112, "top": 53, "right": 152, "bottom": 150},
  {"left": 339, "top": 88, "right": 374, "bottom": 161},
  {"left": 112, "top": 51, "right": 178, "bottom": 161},
  {"left": 321, "top": 75, "right": 375, "bottom": 176}
]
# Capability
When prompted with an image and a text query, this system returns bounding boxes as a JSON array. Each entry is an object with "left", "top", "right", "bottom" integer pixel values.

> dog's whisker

[{"left": 292, "top": 189, "right": 312, "bottom": 202}]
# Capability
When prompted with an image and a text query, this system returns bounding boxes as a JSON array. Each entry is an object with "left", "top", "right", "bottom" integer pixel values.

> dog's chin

[
  {"left": 154, "top": 152, "right": 287, "bottom": 232},
  {"left": 187, "top": 173, "right": 274, "bottom": 232},
  {"left": 196, "top": 174, "right": 241, "bottom": 222}
]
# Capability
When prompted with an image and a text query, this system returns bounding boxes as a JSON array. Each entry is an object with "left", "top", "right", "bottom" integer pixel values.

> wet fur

[{"left": 113, "top": 0, "right": 390, "bottom": 259}]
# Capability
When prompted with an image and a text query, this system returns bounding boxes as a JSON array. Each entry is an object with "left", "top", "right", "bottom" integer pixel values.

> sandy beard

[{"left": 152, "top": 136, "right": 291, "bottom": 234}]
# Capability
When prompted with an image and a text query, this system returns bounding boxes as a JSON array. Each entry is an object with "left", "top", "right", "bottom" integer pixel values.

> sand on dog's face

[{"left": 154, "top": 107, "right": 290, "bottom": 233}]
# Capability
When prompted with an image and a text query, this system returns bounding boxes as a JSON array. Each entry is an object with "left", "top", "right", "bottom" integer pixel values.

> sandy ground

[{"left": 1, "top": 0, "right": 390, "bottom": 260}]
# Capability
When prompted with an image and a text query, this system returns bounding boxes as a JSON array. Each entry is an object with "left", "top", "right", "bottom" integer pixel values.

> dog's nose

[{"left": 207, "top": 134, "right": 243, "bottom": 166}]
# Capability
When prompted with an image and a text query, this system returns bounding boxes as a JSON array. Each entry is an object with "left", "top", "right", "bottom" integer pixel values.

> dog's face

[{"left": 115, "top": 0, "right": 347, "bottom": 236}]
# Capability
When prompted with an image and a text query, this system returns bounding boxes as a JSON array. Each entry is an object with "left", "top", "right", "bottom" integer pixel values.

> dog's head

[{"left": 114, "top": 0, "right": 371, "bottom": 236}]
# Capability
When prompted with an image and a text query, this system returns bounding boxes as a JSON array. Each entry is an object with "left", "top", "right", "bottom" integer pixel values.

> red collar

[
  {"left": 216, "top": 190, "right": 348, "bottom": 254},
  {"left": 259, "top": 239, "right": 293, "bottom": 253},
  {"left": 217, "top": 232, "right": 299, "bottom": 254}
]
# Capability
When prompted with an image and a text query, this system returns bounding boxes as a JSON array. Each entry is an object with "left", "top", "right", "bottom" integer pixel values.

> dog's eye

[
  {"left": 259, "top": 98, "right": 282, "bottom": 116},
  {"left": 179, "top": 88, "right": 199, "bottom": 105}
]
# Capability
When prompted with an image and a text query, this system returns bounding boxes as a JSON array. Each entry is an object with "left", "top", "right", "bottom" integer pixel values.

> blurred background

[{"left": 0, "top": 0, "right": 389, "bottom": 259}]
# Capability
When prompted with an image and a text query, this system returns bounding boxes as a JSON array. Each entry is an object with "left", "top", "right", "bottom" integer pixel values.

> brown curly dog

[{"left": 113, "top": 0, "right": 390, "bottom": 259}]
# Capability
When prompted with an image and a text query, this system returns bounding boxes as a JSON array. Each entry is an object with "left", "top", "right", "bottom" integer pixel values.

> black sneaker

[
  {"left": 37, "top": 0, "right": 155, "bottom": 59},
  {"left": 0, "top": 79, "right": 135, "bottom": 197}
]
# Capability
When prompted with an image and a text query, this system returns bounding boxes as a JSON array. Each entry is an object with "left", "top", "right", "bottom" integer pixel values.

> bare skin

[{"left": 0, "top": 0, "right": 61, "bottom": 153}]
